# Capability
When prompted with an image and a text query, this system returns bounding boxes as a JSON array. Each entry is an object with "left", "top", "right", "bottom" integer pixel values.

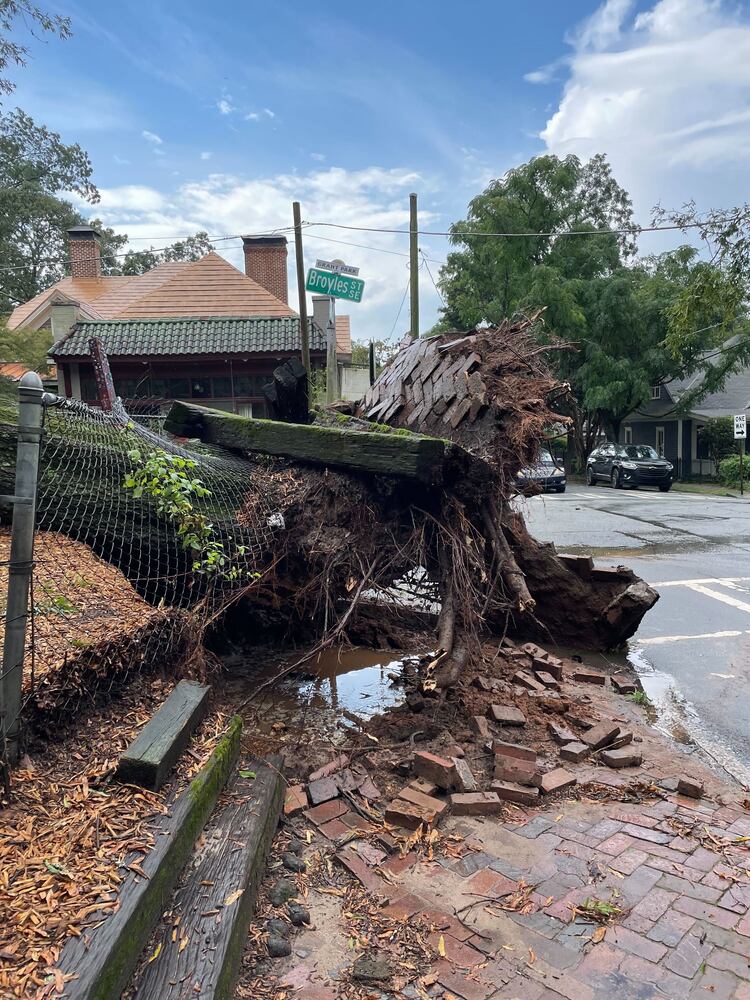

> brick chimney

[
  {"left": 67, "top": 226, "right": 102, "bottom": 278},
  {"left": 242, "top": 235, "right": 288, "bottom": 304}
]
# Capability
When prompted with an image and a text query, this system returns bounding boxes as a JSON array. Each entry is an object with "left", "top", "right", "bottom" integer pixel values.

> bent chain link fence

[{"left": 0, "top": 388, "right": 280, "bottom": 745}]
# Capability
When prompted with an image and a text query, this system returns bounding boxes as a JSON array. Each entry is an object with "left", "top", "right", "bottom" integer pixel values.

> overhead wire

[{"left": 0, "top": 208, "right": 736, "bottom": 277}]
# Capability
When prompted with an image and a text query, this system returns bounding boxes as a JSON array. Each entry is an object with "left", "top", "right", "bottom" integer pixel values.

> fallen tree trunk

[{"left": 165, "top": 399, "right": 476, "bottom": 486}]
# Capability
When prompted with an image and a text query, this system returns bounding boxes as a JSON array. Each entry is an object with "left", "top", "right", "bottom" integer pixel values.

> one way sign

[{"left": 734, "top": 414, "right": 747, "bottom": 439}]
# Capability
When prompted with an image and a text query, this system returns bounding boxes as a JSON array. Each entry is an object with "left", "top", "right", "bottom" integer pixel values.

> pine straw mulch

[
  {"left": 0, "top": 676, "right": 229, "bottom": 1000},
  {"left": 0, "top": 529, "right": 166, "bottom": 690}
]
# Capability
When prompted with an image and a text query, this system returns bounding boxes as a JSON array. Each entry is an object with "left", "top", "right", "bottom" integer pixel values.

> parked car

[
  {"left": 516, "top": 448, "right": 567, "bottom": 494},
  {"left": 586, "top": 443, "right": 673, "bottom": 491}
]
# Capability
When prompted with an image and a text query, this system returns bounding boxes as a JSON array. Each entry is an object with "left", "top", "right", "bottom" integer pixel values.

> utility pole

[
  {"left": 368, "top": 341, "right": 376, "bottom": 386},
  {"left": 409, "top": 192, "right": 419, "bottom": 340},
  {"left": 293, "top": 202, "right": 311, "bottom": 373}
]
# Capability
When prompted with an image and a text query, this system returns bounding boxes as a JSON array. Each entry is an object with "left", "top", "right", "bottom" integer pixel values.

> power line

[
  {"left": 302, "top": 215, "right": 742, "bottom": 240},
  {"left": 421, "top": 251, "right": 445, "bottom": 308},
  {"left": 387, "top": 276, "right": 410, "bottom": 341},
  {"left": 304, "top": 231, "right": 446, "bottom": 267}
]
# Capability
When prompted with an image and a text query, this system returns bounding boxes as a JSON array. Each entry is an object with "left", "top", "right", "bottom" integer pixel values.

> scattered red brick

[
  {"left": 513, "top": 670, "right": 546, "bottom": 693},
  {"left": 540, "top": 767, "right": 577, "bottom": 795},
  {"left": 492, "top": 739, "right": 535, "bottom": 762},
  {"left": 450, "top": 791, "right": 503, "bottom": 815},
  {"left": 573, "top": 669, "right": 607, "bottom": 686},
  {"left": 284, "top": 784, "right": 308, "bottom": 816},
  {"left": 601, "top": 748, "right": 643, "bottom": 769},
  {"left": 452, "top": 758, "right": 478, "bottom": 792},
  {"left": 413, "top": 750, "right": 458, "bottom": 790},
  {"left": 490, "top": 780, "right": 540, "bottom": 805},
  {"left": 677, "top": 777, "right": 704, "bottom": 799},
  {"left": 307, "top": 775, "right": 340, "bottom": 805},
  {"left": 583, "top": 722, "right": 621, "bottom": 750},
  {"left": 488, "top": 704, "right": 526, "bottom": 726},
  {"left": 560, "top": 741, "right": 590, "bottom": 763}
]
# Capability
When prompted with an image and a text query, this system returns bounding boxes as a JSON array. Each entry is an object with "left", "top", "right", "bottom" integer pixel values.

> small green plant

[
  {"left": 718, "top": 453, "right": 750, "bottom": 489},
  {"left": 123, "top": 448, "right": 248, "bottom": 581},
  {"left": 577, "top": 896, "right": 623, "bottom": 922},
  {"left": 628, "top": 689, "right": 652, "bottom": 707},
  {"left": 36, "top": 585, "right": 78, "bottom": 616}
]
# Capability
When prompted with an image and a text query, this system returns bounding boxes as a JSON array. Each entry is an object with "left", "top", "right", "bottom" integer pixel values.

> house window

[
  {"left": 651, "top": 385, "right": 662, "bottom": 400},
  {"left": 212, "top": 376, "right": 232, "bottom": 398},
  {"left": 190, "top": 379, "right": 211, "bottom": 399},
  {"left": 656, "top": 426, "right": 665, "bottom": 456},
  {"left": 624, "top": 425, "right": 633, "bottom": 444}
]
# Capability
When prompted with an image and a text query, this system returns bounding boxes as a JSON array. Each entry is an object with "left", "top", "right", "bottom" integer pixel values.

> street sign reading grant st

[{"left": 306, "top": 267, "right": 365, "bottom": 303}]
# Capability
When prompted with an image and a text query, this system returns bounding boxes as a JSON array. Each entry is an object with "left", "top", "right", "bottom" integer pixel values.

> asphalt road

[{"left": 520, "top": 483, "right": 750, "bottom": 787}]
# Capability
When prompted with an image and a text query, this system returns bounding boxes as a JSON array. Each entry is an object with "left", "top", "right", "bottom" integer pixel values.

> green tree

[
  {"left": 0, "top": 321, "right": 51, "bottom": 370},
  {"left": 653, "top": 201, "right": 750, "bottom": 396},
  {"left": 120, "top": 232, "right": 213, "bottom": 275},
  {"left": 438, "top": 155, "right": 727, "bottom": 463},
  {"left": 350, "top": 339, "right": 395, "bottom": 372},
  {"left": 0, "top": 1, "right": 70, "bottom": 95},
  {"left": 0, "top": 109, "right": 127, "bottom": 311}
]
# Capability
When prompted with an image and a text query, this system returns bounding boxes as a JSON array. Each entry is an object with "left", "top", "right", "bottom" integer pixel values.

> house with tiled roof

[{"left": 9, "top": 226, "right": 354, "bottom": 416}]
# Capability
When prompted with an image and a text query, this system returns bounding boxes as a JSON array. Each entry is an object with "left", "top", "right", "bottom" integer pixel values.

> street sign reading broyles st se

[{"left": 306, "top": 266, "right": 365, "bottom": 303}]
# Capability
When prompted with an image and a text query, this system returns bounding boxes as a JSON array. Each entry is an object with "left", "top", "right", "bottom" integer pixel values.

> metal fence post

[{"left": 1, "top": 372, "right": 44, "bottom": 764}]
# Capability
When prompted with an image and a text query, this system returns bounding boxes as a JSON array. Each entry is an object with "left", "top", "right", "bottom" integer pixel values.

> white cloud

[
  {"left": 571, "top": 0, "right": 634, "bottom": 51},
  {"left": 87, "top": 165, "right": 441, "bottom": 342},
  {"left": 310, "top": 152, "right": 326, "bottom": 162},
  {"left": 142, "top": 129, "right": 163, "bottom": 145},
  {"left": 245, "top": 108, "right": 275, "bottom": 123},
  {"left": 200, "top": 151, "right": 213, "bottom": 160},
  {"left": 217, "top": 98, "right": 234, "bottom": 115},
  {"left": 535, "top": 0, "right": 750, "bottom": 222}
]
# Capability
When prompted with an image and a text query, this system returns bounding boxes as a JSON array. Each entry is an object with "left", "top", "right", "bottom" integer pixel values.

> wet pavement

[{"left": 520, "top": 484, "right": 750, "bottom": 787}]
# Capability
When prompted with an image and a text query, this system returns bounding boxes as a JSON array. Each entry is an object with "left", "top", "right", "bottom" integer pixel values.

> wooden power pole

[
  {"left": 409, "top": 192, "right": 419, "bottom": 340},
  {"left": 293, "top": 202, "right": 311, "bottom": 372}
]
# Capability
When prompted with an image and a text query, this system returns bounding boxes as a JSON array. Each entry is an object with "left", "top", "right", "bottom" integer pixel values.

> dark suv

[{"left": 586, "top": 444, "right": 673, "bottom": 491}]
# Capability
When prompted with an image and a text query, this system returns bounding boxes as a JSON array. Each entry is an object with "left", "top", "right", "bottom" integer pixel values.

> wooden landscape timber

[
  {"left": 57, "top": 716, "right": 243, "bottom": 1000},
  {"left": 116, "top": 679, "right": 211, "bottom": 791},
  {"left": 131, "top": 755, "right": 284, "bottom": 1000},
  {"left": 164, "top": 398, "right": 474, "bottom": 486}
]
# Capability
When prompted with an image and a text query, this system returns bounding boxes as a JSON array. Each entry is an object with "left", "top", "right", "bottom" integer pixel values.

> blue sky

[{"left": 9, "top": 0, "right": 750, "bottom": 340}]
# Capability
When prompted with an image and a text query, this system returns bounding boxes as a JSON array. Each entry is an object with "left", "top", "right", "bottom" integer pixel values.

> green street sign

[{"left": 306, "top": 267, "right": 365, "bottom": 303}]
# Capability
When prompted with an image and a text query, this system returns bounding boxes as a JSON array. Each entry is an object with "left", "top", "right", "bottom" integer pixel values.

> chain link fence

[{"left": 0, "top": 380, "right": 279, "bottom": 767}]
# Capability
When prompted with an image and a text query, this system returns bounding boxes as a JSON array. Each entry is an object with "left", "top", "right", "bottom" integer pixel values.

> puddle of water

[{"left": 296, "top": 647, "right": 413, "bottom": 717}]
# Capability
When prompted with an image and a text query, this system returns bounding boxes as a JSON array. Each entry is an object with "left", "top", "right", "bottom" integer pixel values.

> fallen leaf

[
  {"left": 528, "top": 947, "right": 536, "bottom": 965},
  {"left": 438, "top": 935, "right": 446, "bottom": 957},
  {"left": 179, "top": 935, "right": 188, "bottom": 953},
  {"left": 591, "top": 926, "right": 606, "bottom": 944},
  {"left": 224, "top": 890, "right": 243, "bottom": 906},
  {"left": 238, "top": 770, "right": 256, "bottom": 780},
  {"left": 148, "top": 942, "right": 162, "bottom": 963}
]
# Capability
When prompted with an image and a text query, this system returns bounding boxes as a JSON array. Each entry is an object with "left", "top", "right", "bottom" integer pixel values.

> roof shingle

[
  {"left": 50, "top": 317, "right": 325, "bottom": 359},
  {"left": 8, "top": 252, "right": 293, "bottom": 329}
]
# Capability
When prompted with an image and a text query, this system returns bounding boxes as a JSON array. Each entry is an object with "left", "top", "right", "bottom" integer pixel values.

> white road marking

[
  {"left": 651, "top": 577, "right": 750, "bottom": 587},
  {"left": 710, "top": 673, "right": 737, "bottom": 678},
  {"left": 684, "top": 582, "right": 750, "bottom": 614},
  {"left": 639, "top": 629, "right": 748, "bottom": 645}
]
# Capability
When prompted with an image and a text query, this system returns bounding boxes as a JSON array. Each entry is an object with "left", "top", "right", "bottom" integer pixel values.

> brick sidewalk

[{"left": 247, "top": 769, "right": 750, "bottom": 1000}]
